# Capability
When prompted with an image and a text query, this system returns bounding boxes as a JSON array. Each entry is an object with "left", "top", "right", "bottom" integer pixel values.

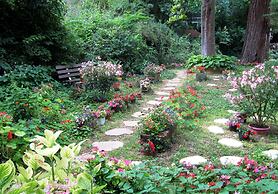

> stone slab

[
  {"left": 214, "top": 118, "right": 229, "bottom": 125},
  {"left": 227, "top": 110, "right": 239, "bottom": 114},
  {"left": 208, "top": 126, "right": 225, "bottom": 134},
  {"left": 147, "top": 100, "right": 161, "bottom": 106},
  {"left": 262, "top": 149, "right": 278, "bottom": 160},
  {"left": 218, "top": 138, "right": 243, "bottom": 148},
  {"left": 155, "top": 96, "right": 169, "bottom": 101},
  {"left": 105, "top": 128, "right": 133, "bottom": 136},
  {"left": 123, "top": 120, "right": 139, "bottom": 127},
  {"left": 166, "top": 83, "right": 180, "bottom": 87},
  {"left": 92, "top": 141, "right": 124, "bottom": 151},
  {"left": 155, "top": 91, "right": 170, "bottom": 96},
  {"left": 207, "top": 84, "right": 217, "bottom": 87},
  {"left": 229, "top": 89, "right": 238, "bottom": 92},
  {"left": 180, "top": 155, "right": 207, "bottom": 165},
  {"left": 162, "top": 87, "right": 176, "bottom": 91},
  {"left": 132, "top": 112, "right": 147, "bottom": 118},
  {"left": 220, "top": 156, "right": 243, "bottom": 165}
]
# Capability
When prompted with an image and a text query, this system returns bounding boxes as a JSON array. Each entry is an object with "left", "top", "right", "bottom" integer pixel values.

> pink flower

[
  {"left": 124, "top": 160, "right": 132, "bottom": 166},
  {"left": 118, "top": 168, "right": 124, "bottom": 173}
]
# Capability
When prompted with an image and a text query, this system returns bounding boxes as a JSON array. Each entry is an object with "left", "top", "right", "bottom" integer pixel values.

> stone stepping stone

[
  {"left": 123, "top": 121, "right": 139, "bottom": 128},
  {"left": 218, "top": 138, "right": 243, "bottom": 148},
  {"left": 131, "top": 161, "right": 142, "bottom": 166},
  {"left": 227, "top": 110, "right": 239, "bottom": 114},
  {"left": 229, "top": 88, "right": 237, "bottom": 92},
  {"left": 155, "top": 91, "right": 170, "bottom": 96},
  {"left": 207, "top": 84, "right": 217, "bottom": 87},
  {"left": 155, "top": 96, "right": 169, "bottom": 101},
  {"left": 214, "top": 118, "right": 229, "bottom": 125},
  {"left": 166, "top": 83, "right": 179, "bottom": 87},
  {"left": 142, "top": 107, "right": 154, "bottom": 112},
  {"left": 92, "top": 141, "right": 124, "bottom": 151},
  {"left": 147, "top": 100, "right": 161, "bottom": 106},
  {"left": 180, "top": 155, "right": 207, "bottom": 165},
  {"left": 208, "top": 126, "right": 225, "bottom": 134},
  {"left": 213, "top": 78, "right": 220, "bottom": 81},
  {"left": 76, "top": 153, "right": 95, "bottom": 162},
  {"left": 213, "top": 76, "right": 220, "bottom": 78},
  {"left": 132, "top": 112, "right": 147, "bottom": 118},
  {"left": 105, "top": 128, "right": 133, "bottom": 136},
  {"left": 220, "top": 156, "right": 243, "bottom": 165},
  {"left": 262, "top": 150, "right": 278, "bottom": 160},
  {"left": 162, "top": 87, "right": 176, "bottom": 91}
]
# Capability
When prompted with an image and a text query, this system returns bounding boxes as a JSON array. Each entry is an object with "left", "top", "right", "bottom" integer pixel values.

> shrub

[
  {"left": 143, "top": 64, "right": 163, "bottom": 82},
  {"left": 80, "top": 60, "right": 122, "bottom": 92},
  {"left": 225, "top": 62, "right": 278, "bottom": 127},
  {"left": 185, "top": 55, "right": 237, "bottom": 70}
]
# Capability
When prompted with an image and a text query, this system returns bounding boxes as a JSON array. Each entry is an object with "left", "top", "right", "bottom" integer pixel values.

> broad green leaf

[
  {"left": 77, "top": 172, "right": 93, "bottom": 191},
  {"left": 0, "top": 160, "right": 15, "bottom": 193},
  {"left": 14, "top": 131, "right": 26, "bottom": 137}
]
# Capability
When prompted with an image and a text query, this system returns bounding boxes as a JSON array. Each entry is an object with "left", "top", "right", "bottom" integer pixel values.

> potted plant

[
  {"left": 112, "top": 82, "right": 121, "bottom": 91},
  {"left": 98, "top": 110, "right": 107, "bottom": 126},
  {"left": 139, "top": 107, "right": 177, "bottom": 155},
  {"left": 225, "top": 63, "right": 278, "bottom": 134},
  {"left": 226, "top": 113, "right": 247, "bottom": 131},
  {"left": 144, "top": 64, "right": 163, "bottom": 82},
  {"left": 238, "top": 125, "right": 257, "bottom": 141},
  {"left": 140, "top": 78, "right": 151, "bottom": 93},
  {"left": 195, "top": 66, "right": 207, "bottom": 82}
]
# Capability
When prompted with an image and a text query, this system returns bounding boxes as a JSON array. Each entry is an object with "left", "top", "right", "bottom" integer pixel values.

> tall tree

[
  {"left": 201, "top": 0, "right": 216, "bottom": 56},
  {"left": 241, "top": 0, "right": 271, "bottom": 63}
]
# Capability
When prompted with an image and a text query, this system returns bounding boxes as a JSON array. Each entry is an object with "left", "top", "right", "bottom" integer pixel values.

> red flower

[
  {"left": 208, "top": 182, "right": 216, "bottom": 187},
  {"left": 148, "top": 140, "right": 155, "bottom": 153},
  {"left": 60, "top": 119, "right": 72, "bottom": 124},
  {"left": 7, "top": 131, "right": 13, "bottom": 140},
  {"left": 187, "top": 86, "right": 197, "bottom": 96},
  {"left": 197, "top": 66, "right": 205, "bottom": 71},
  {"left": 189, "top": 103, "right": 195, "bottom": 108},
  {"left": 186, "top": 173, "right": 196, "bottom": 178},
  {"left": 204, "top": 164, "right": 214, "bottom": 171},
  {"left": 236, "top": 123, "right": 241, "bottom": 129}
]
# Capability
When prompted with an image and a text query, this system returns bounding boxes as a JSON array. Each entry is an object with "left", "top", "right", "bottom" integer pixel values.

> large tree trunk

[
  {"left": 201, "top": 0, "right": 216, "bottom": 56},
  {"left": 241, "top": 0, "right": 270, "bottom": 64}
]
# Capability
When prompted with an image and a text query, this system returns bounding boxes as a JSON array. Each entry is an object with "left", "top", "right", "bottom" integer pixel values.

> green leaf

[
  {"left": 14, "top": 131, "right": 26, "bottom": 137},
  {"left": 0, "top": 160, "right": 15, "bottom": 193},
  {"left": 77, "top": 172, "right": 93, "bottom": 191}
]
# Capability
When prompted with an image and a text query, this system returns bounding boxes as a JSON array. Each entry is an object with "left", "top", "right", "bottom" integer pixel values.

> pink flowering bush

[
  {"left": 80, "top": 60, "right": 123, "bottom": 92},
  {"left": 225, "top": 63, "right": 278, "bottom": 127}
]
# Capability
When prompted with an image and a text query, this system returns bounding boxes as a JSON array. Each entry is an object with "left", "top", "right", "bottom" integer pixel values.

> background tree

[
  {"left": 241, "top": 0, "right": 271, "bottom": 63},
  {"left": 201, "top": 0, "right": 216, "bottom": 56}
]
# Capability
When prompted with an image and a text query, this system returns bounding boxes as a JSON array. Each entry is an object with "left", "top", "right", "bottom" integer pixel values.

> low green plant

[{"left": 185, "top": 55, "right": 237, "bottom": 70}]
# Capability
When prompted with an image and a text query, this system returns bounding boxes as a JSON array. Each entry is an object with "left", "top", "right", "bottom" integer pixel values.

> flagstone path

[{"left": 89, "top": 72, "right": 277, "bottom": 165}]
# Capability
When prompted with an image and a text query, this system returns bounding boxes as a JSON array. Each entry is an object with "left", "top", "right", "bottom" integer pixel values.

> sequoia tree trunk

[
  {"left": 241, "top": 0, "right": 271, "bottom": 64},
  {"left": 201, "top": 0, "right": 216, "bottom": 56}
]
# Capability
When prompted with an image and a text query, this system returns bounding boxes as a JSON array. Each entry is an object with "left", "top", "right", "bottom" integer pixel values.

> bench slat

[
  {"left": 56, "top": 64, "right": 82, "bottom": 70},
  {"left": 58, "top": 72, "right": 80, "bottom": 79},
  {"left": 57, "top": 68, "right": 80, "bottom": 74}
]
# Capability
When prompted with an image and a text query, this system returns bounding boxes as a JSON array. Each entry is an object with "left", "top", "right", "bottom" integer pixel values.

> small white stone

[
  {"left": 218, "top": 138, "right": 243, "bottom": 148},
  {"left": 214, "top": 118, "right": 229, "bottom": 125},
  {"left": 131, "top": 161, "right": 142, "bottom": 166},
  {"left": 213, "top": 76, "right": 220, "bottom": 78},
  {"left": 262, "top": 150, "right": 278, "bottom": 160},
  {"left": 207, "top": 84, "right": 217, "bottom": 87},
  {"left": 179, "top": 155, "right": 207, "bottom": 165},
  {"left": 155, "top": 91, "right": 170, "bottom": 96},
  {"left": 92, "top": 141, "right": 124, "bottom": 151},
  {"left": 220, "top": 156, "right": 243, "bottom": 165},
  {"left": 162, "top": 87, "right": 176, "bottom": 91},
  {"left": 227, "top": 110, "right": 239, "bottom": 114},
  {"left": 213, "top": 78, "right": 220, "bottom": 81},
  {"left": 123, "top": 121, "right": 139, "bottom": 127},
  {"left": 229, "top": 88, "right": 237, "bottom": 92},
  {"left": 142, "top": 107, "right": 154, "bottom": 112},
  {"left": 132, "top": 112, "right": 146, "bottom": 118},
  {"left": 166, "top": 83, "right": 179, "bottom": 87},
  {"left": 155, "top": 97, "right": 169, "bottom": 101},
  {"left": 208, "top": 126, "right": 225, "bottom": 134},
  {"left": 105, "top": 128, "right": 133, "bottom": 136},
  {"left": 147, "top": 100, "right": 161, "bottom": 106}
]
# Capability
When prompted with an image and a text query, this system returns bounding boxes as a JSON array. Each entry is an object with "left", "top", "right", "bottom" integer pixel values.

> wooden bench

[{"left": 56, "top": 64, "right": 84, "bottom": 84}]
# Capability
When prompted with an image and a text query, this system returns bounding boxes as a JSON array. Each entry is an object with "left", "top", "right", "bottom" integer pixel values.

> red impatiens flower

[
  {"left": 208, "top": 182, "right": 216, "bottom": 187},
  {"left": 148, "top": 140, "right": 155, "bottom": 153},
  {"left": 60, "top": 119, "right": 72, "bottom": 124},
  {"left": 197, "top": 66, "right": 205, "bottom": 71},
  {"left": 187, "top": 86, "right": 197, "bottom": 96},
  {"left": 236, "top": 123, "right": 241, "bottom": 129},
  {"left": 7, "top": 131, "right": 13, "bottom": 140}
]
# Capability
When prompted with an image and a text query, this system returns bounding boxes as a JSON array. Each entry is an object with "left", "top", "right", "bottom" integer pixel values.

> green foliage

[
  {"left": 0, "top": 160, "right": 15, "bottom": 194},
  {"left": 270, "top": 0, "right": 278, "bottom": 32},
  {"left": 0, "top": 0, "right": 79, "bottom": 66},
  {"left": 185, "top": 55, "right": 237, "bottom": 70},
  {"left": 0, "top": 65, "right": 54, "bottom": 87}
]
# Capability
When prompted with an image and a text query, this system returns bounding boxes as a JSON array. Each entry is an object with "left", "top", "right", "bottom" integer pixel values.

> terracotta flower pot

[{"left": 248, "top": 124, "right": 270, "bottom": 135}]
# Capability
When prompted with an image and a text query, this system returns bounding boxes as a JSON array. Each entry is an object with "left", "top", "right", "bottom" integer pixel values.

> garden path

[{"left": 92, "top": 70, "right": 186, "bottom": 152}]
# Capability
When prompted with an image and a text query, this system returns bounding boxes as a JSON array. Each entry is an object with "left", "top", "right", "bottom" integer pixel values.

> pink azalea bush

[{"left": 225, "top": 63, "right": 278, "bottom": 127}]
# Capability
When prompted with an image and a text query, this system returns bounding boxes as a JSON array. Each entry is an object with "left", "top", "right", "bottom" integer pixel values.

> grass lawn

[{"left": 106, "top": 70, "right": 278, "bottom": 166}]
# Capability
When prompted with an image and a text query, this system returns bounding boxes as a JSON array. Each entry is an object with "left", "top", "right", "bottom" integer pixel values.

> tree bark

[
  {"left": 201, "top": 0, "right": 216, "bottom": 56},
  {"left": 241, "top": 0, "right": 271, "bottom": 64}
]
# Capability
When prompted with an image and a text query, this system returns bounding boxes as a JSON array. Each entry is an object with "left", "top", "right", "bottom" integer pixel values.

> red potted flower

[{"left": 112, "top": 82, "right": 121, "bottom": 91}]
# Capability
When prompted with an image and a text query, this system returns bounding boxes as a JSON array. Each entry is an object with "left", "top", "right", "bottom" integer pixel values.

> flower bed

[{"left": 1, "top": 131, "right": 277, "bottom": 194}]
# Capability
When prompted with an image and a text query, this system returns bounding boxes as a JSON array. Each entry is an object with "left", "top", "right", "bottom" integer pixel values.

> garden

[{"left": 0, "top": 0, "right": 278, "bottom": 193}]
